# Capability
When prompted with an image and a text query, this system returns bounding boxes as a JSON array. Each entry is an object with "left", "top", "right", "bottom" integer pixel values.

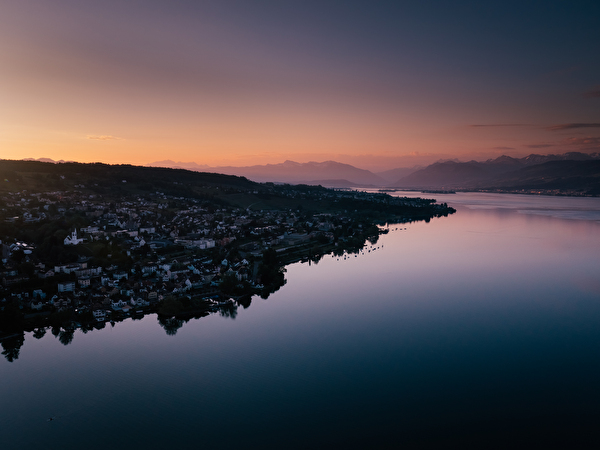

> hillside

[
  {"left": 0, "top": 159, "right": 454, "bottom": 218},
  {"left": 488, "top": 160, "right": 600, "bottom": 195}
]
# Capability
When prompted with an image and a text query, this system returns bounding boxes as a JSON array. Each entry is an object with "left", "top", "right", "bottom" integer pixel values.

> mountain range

[
  {"left": 393, "top": 152, "right": 600, "bottom": 194},
  {"left": 146, "top": 160, "right": 390, "bottom": 186},
  {"left": 20, "top": 152, "right": 600, "bottom": 195}
]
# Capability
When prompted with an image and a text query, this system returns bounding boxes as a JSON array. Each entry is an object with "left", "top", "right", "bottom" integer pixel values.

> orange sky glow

[{"left": 1, "top": 1, "right": 598, "bottom": 172}]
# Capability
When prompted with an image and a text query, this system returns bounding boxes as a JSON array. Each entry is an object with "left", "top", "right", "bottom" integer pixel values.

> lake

[{"left": 2, "top": 192, "right": 600, "bottom": 448}]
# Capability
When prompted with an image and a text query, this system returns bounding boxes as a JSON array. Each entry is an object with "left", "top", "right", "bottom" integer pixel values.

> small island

[{"left": 0, "top": 160, "right": 455, "bottom": 361}]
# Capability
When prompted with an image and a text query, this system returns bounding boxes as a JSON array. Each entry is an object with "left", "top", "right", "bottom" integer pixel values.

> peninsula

[{"left": 0, "top": 160, "right": 455, "bottom": 358}]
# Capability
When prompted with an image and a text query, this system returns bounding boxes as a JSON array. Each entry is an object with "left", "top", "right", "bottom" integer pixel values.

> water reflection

[
  {"left": 1, "top": 226, "right": 418, "bottom": 357},
  {"left": 33, "top": 327, "right": 46, "bottom": 339},
  {"left": 389, "top": 190, "right": 600, "bottom": 221},
  {"left": 5, "top": 192, "right": 600, "bottom": 359},
  {"left": 2, "top": 193, "right": 600, "bottom": 448},
  {"left": 58, "top": 327, "right": 74, "bottom": 346},
  {"left": 218, "top": 303, "right": 237, "bottom": 319},
  {"left": 0, "top": 332, "right": 24, "bottom": 362},
  {"left": 158, "top": 316, "right": 185, "bottom": 336}
]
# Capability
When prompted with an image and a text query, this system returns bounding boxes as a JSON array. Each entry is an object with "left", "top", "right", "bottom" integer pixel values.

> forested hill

[
  {"left": 0, "top": 160, "right": 258, "bottom": 194},
  {"left": 0, "top": 159, "right": 454, "bottom": 218}
]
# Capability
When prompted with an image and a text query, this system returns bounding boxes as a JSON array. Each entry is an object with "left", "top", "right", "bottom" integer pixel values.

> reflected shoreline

[{"left": 1, "top": 213, "right": 451, "bottom": 361}]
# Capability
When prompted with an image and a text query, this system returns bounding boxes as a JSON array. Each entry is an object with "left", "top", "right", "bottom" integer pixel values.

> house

[
  {"left": 30, "top": 300, "right": 44, "bottom": 310},
  {"left": 55, "top": 263, "right": 82, "bottom": 274},
  {"left": 111, "top": 299, "right": 125, "bottom": 310},
  {"left": 131, "top": 297, "right": 149, "bottom": 307},
  {"left": 38, "top": 269, "right": 54, "bottom": 278},
  {"left": 57, "top": 281, "right": 75, "bottom": 293},
  {"left": 142, "top": 265, "right": 158, "bottom": 274},
  {"left": 113, "top": 271, "right": 128, "bottom": 281},
  {"left": 53, "top": 297, "right": 71, "bottom": 308},
  {"left": 64, "top": 230, "right": 84, "bottom": 245},
  {"left": 54, "top": 264, "right": 68, "bottom": 273}
]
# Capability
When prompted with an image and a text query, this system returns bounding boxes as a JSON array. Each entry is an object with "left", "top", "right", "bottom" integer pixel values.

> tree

[
  {"left": 158, "top": 296, "right": 183, "bottom": 317},
  {"left": 0, "top": 302, "right": 23, "bottom": 332},
  {"left": 11, "top": 249, "right": 25, "bottom": 264},
  {"left": 219, "top": 271, "right": 240, "bottom": 295}
]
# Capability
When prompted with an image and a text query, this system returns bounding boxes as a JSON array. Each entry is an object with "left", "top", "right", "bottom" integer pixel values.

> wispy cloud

[
  {"left": 564, "top": 136, "right": 600, "bottom": 146},
  {"left": 546, "top": 123, "right": 600, "bottom": 131},
  {"left": 86, "top": 135, "right": 122, "bottom": 140},
  {"left": 525, "top": 144, "right": 554, "bottom": 148},
  {"left": 583, "top": 86, "right": 600, "bottom": 98},
  {"left": 469, "top": 124, "right": 530, "bottom": 128},
  {"left": 492, "top": 146, "right": 515, "bottom": 150}
]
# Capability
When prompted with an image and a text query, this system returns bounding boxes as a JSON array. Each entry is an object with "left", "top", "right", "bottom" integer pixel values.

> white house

[
  {"left": 64, "top": 230, "right": 84, "bottom": 246},
  {"left": 57, "top": 281, "right": 75, "bottom": 293}
]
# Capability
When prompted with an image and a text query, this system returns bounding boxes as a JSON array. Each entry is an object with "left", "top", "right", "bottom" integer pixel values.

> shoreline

[
  {"left": 375, "top": 188, "right": 599, "bottom": 198},
  {"left": 0, "top": 216, "right": 421, "bottom": 344}
]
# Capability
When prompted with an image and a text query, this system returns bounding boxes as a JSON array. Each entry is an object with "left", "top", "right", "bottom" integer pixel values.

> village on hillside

[{"left": 0, "top": 163, "right": 455, "bottom": 358}]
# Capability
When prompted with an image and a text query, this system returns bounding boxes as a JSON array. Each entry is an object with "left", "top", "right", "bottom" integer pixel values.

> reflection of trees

[
  {"left": 158, "top": 316, "right": 184, "bottom": 336},
  {"left": 219, "top": 304, "right": 237, "bottom": 320},
  {"left": 367, "top": 235, "right": 379, "bottom": 245},
  {"left": 258, "top": 248, "right": 287, "bottom": 299},
  {"left": 33, "top": 328, "right": 47, "bottom": 339},
  {"left": 260, "top": 277, "right": 286, "bottom": 299},
  {"left": 58, "top": 328, "right": 75, "bottom": 346},
  {"left": 1, "top": 332, "right": 25, "bottom": 362},
  {"left": 309, "top": 251, "right": 323, "bottom": 264},
  {"left": 80, "top": 323, "right": 95, "bottom": 334}
]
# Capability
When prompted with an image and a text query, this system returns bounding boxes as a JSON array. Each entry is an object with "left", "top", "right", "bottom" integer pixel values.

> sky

[{"left": 1, "top": 0, "right": 599, "bottom": 172}]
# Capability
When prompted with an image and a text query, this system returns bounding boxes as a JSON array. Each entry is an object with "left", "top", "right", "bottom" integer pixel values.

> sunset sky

[{"left": 1, "top": 0, "right": 599, "bottom": 171}]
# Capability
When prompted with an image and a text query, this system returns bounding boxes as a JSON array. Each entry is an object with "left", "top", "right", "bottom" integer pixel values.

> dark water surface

[{"left": 2, "top": 193, "right": 600, "bottom": 449}]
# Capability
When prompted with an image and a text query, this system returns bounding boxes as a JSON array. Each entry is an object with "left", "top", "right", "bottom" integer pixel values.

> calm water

[{"left": 2, "top": 193, "right": 600, "bottom": 448}]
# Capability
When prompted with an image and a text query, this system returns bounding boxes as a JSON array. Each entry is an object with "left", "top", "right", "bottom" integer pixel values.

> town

[{"left": 0, "top": 160, "right": 455, "bottom": 359}]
